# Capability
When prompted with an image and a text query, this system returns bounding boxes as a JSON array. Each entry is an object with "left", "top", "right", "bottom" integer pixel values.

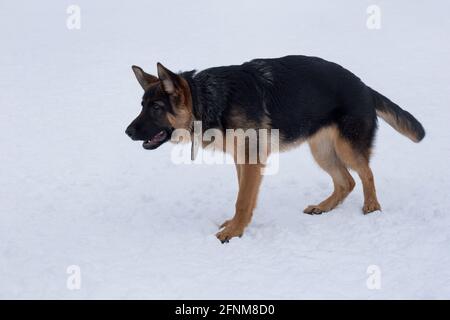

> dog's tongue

[
  {"left": 152, "top": 130, "right": 166, "bottom": 142},
  {"left": 143, "top": 130, "right": 168, "bottom": 149}
]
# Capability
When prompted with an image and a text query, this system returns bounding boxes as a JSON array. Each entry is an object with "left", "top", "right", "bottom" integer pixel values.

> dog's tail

[{"left": 370, "top": 87, "right": 425, "bottom": 142}]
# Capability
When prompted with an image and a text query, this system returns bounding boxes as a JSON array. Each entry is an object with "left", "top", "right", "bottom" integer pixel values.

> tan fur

[
  {"left": 165, "top": 77, "right": 194, "bottom": 130},
  {"left": 212, "top": 124, "right": 380, "bottom": 241},
  {"left": 217, "top": 123, "right": 380, "bottom": 241},
  {"left": 132, "top": 65, "right": 158, "bottom": 90},
  {"left": 216, "top": 137, "right": 268, "bottom": 242},
  {"left": 376, "top": 109, "right": 419, "bottom": 142},
  {"left": 279, "top": 135, "right": 307, "bottom": 152},
  {"left": 334, "top": 137, "right": 381, "bottom": 213},
  {"left": 227, "top": 107, "right": 298, "bottom": 153},
  {"left": 228, "top": 107, "right": 256, "bottom": 129},
  {"left": 304, "top": 126, "right": 355, "bottom": 214},
  {"left": 218, "top": 106, "right": 274, "bottom": 164},
  {"left": 216, "top": 162, "right": 265, "bottom": 243},
  {"left": 227, "top": 105, "right": 272, "bottom": 130},
  {"left": 304, "top": 125, "right": 380, "bottom": 214}
]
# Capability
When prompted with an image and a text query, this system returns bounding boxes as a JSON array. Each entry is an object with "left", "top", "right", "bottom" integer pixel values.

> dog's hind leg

[
  {"left": 304, "top": 126, "right": 355, "bottom": 214},
  {"left": 334, "top": 136, "right": 381, "bottom": 214}
]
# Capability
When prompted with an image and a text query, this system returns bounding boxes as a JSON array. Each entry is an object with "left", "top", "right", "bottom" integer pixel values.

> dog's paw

[
  {"left": 303, "top": 205, "right": 327, "bottom": 215},
  {"left": 216, "top": 220, "right": 245, "bottom": 243},
  {"left": 219, "top": 219, "right": 232, "bottom": 229},
  {"left": 363, "top": 200, "right": 381, "bottom": 214}
]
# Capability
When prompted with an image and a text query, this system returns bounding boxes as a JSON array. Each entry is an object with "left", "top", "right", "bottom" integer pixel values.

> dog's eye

[{"left": 152, "top": 102, "right": 164, "bottom": 110}]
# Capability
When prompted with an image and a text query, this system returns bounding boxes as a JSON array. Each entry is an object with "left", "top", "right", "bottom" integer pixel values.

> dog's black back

[{"left": 185, "top": 55, "right": 379, "bottom": 153}]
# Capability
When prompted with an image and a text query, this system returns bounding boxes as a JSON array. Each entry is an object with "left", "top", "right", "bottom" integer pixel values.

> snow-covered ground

[{"left": 1, "top": 0, "right": 449, "bottom": 299}]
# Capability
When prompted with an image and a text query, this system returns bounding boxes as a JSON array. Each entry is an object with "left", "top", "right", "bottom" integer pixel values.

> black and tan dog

[{"left": 126, "top": 55, "right": 425, "bottom": 243}]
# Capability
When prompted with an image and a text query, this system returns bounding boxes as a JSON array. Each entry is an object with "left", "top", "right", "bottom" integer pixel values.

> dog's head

[{"left": 126, "top": 63, "right": 193, "bottom": 150}]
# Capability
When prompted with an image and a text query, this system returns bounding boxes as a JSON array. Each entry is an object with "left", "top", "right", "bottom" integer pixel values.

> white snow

[{"left": 1, "top": 0, "right": 449, "bottom": 299}]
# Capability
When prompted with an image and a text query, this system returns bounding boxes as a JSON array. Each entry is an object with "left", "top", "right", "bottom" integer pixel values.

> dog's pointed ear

[
  {"left": 132, "top": 65, "right": 158, "bottom": 90},
  {"left": 157, "top": 62, "right": 180, "bottom": 95}
]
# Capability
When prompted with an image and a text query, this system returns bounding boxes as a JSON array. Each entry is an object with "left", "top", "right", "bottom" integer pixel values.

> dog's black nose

[{"left": 125, "top": 126, "right": 136, "bottom": 139}]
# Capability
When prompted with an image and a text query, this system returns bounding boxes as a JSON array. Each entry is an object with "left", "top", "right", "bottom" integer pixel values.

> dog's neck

[
  {"left": 182, "top": 74, "right": 202, "bottom": 129},
  {"left": 182, "top": 70, "right": 229, "bottom": 161},
  {"left": 182, "top": 70, "right": 228, "bottom": 134}
]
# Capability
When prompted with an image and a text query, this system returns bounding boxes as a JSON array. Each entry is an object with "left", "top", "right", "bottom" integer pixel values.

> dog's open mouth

[{"left": 142, "top": 130, "right": 170, "bottom": 150}]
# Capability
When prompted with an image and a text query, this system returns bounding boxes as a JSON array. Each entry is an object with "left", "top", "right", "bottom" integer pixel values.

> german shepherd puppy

[{"left": 126, "top": 55, "right": 425, "bottom": 243}]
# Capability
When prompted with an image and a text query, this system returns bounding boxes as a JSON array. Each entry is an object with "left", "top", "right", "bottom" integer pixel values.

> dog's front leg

[{"left": 216, "top": 163, "right": 264, "bottom": 243}]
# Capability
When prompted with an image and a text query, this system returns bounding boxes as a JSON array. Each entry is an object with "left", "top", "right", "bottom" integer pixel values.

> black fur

[
  {"left": 370, "top": 87, "right": 425, "bottom": 141},
  {"left": 128, "top": 55, "right": 425, "bottom": 154},
  {"left": 182, "top": 55, "right": 396, "bottom": 152}
]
